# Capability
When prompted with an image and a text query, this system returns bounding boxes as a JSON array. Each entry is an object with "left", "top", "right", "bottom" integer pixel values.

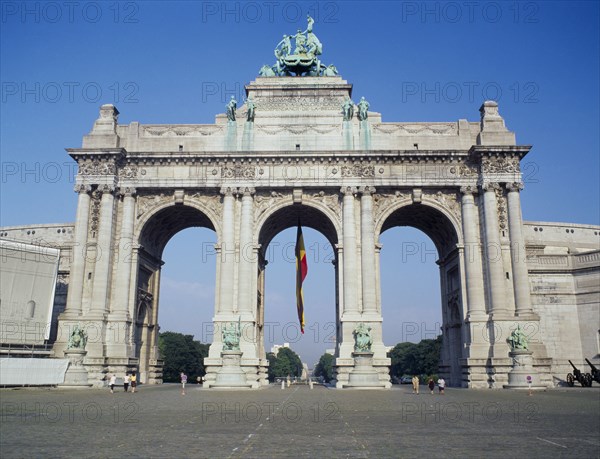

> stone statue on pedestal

[
  {"left": 507, "top": 325, "right": 528, "bottom": 351},
  {"left": 353, "top": 323, "right": 372, "bottom": 352},
  {"left": 67, "top": 324, "right": 87, "bottom": 350}
]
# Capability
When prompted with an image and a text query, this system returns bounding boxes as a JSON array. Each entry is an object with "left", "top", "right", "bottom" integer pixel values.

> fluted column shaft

[
  {"left": 237, "top": 188, "right": 255, "bottom": 316},
  {"left": 90, "top": 185, "right": 116, "bottom": 315},
  {"left": 360, "top": 187, "right": 377, "bottom": 314},
  {"left": 482, "top": 183, "right": 507, "bottom": 315},
  {"left": 506, "top": 182, "right": 533, "bottom": 316},
  {"left": 460, "top": 187, "right": 487, "bottom": 318},
  {"left": 341, "top": 187, "right": 358, "bottom": 314},
  {"left": 110, "top": 188, "right": 136, "bottom": 319},
  {"left": 219, "top": 188, "right": 236, "bottom": 314},
  {"left": 64, "top": 185, "right": 91, "bottom": 316}
]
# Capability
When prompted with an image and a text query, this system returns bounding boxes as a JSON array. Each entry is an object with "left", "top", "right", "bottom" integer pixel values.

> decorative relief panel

[
  {"left": 254, "top": 97, "right": 340, "bottom": 112},
  {"left": 221, "top": 164, "right": 256, "bottom": 179},
  {"left": 372, "top": 123, "right": 457, "bottom": 135},
  {"left": 310, "top": 191, "right": 341, "bottom": 219},
  {"left": 89, "top": 189, "right": 102, "bottom": 232},
  {"left": 372, "top": 191, "right": 410, "bottom": 220},
  {"left": 136, "top": 192, "right": 171, "bottom": 219},
  {"left": 189, "top": 192, "right": 222, "bottom": 217},
  {"left": 341, "top": 163, "right": 375, "bottom": 178},
  {"left": 481, "top": 156, "right": 520, "bottom": 174},
  {"left": 427, "top": 190, "right": 462, "bottom": 224},
  {"left": 119, "top": 164, "right": 138, "bottom": 178},
  {"left": 79, "top": 159, "right": 116, "bottom": 176},
  {"left": 254, "top": 191, "right": 285, "bottom": 221},
  {"left": 495, "top": 187, "right": 508, "bottom": 230},
  {"left": 142, "top": 125, "right": 223, "bottom": 137},
  {"left": 255, "top": 124, "right": 338, "bottom": 135}
]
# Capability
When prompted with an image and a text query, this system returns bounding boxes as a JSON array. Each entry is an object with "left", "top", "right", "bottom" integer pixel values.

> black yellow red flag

[{"left": 295, "top": 223, "right": 308, "bottom": 334}]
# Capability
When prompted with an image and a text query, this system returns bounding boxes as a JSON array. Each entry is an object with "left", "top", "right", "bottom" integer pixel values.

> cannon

[
  {"left": 585, "top": 358, "right": 600, "bottom": 385},
  {"left": 566, "top": 360, "right": 593, "bottom": 387}
]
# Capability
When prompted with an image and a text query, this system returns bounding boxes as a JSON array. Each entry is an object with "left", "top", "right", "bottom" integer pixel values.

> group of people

[
  {"left": 108, "top": 372, "right": 137, "bottom": 394},
  {"left": 411, "top": 376, "right": 446, "bottom": 395}
]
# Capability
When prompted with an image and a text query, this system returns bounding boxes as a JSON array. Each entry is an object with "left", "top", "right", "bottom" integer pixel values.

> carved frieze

[
  {"left": 119, "top": 164, "right": 138, "bottom": 178},
  {"left": 372, "top": 123, "right": 457, "bottom": 135},
  {"left": 79, "top": 159, "right": 117, "bottom": 176},
  {"left": 253, "top": 97, "right": 340, "bottom": 112},
  {"left": 221, "top": 164, "right": 256, "bottom": 179},
  {"left": 341, "top": 163, "right": 375, "bottom": 178},
  {"left": 255, "top": 124, "right": 338, "bottom": 135},
  {"left": 142, "top": 125, "right": 223, "bottom": 137},
  {"left": 481, "top": 156, "right": 520, "bottom": 174}
]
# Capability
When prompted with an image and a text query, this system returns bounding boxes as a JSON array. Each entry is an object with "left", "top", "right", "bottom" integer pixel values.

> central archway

[{"left": 256, "top": 202, "right": 341, "bottom": 379}]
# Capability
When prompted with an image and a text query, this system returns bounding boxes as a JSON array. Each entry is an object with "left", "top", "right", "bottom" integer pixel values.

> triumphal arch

[{"left": 29, "top": 21, "right": 595, "bottom": 389}]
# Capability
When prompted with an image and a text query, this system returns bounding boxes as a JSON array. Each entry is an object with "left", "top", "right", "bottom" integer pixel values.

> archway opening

[
  {"left": 136, "top": 204, "right": 217, "bottom": 383},
  {"left": 379, "top": 203, "right": 463, "bottom": 386},
  {"left": 258, "top": 204, "right": 339, "bottom": 378}
]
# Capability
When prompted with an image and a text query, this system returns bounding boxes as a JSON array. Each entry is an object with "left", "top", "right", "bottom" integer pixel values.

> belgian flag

[{"left": 295, "top": 223, "right": 308, "bottom": 334}]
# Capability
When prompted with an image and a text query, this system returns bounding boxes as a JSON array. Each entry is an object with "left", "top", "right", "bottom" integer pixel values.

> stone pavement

[{"left": 1, "top": 384, "right": 598, "bottom": 458}]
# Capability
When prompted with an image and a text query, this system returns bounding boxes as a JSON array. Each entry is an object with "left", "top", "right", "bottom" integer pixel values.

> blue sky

[{"left": 1, "top": 1, "right": 599, "bottom": 365}]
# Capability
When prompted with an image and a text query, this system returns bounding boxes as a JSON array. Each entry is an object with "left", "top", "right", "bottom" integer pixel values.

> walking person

[
  {"left": 412, "top": 375, "right": 419, "bottom": 394},
  {"left": 109, "top": 374, "right": 116, "bottom": 394},
  {"left": 437, "top": 377, "right": 446, "bottom": 395},
  {"left": 180, "top": 372, "right": 187, "bottom": 395},
  {"left": 428, "top": 377, "right": 435, "bottom": 395},
  {"left": 130, "top": 372, "right": 137, "bottom": 393},
  {"left": 124, "top": 373, "right": 131, "bottom": 392}
]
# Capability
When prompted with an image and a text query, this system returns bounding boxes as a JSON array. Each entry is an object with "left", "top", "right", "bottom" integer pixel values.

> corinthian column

[
  {"left": 219, "top": 187, "right": 236, "bottom": 314},
  {"left": 360, "top": 186, "right": 377, "bottom": 315},
  {"left": 64, "top": 184, "right": 91, "bottom": 317},
  {"left": 481, "top": 182, "right": 507, "bottom": 315},
  {"left": 341, "top": 187, "right": 359, "bottom": 315},
  {"left": 110, "top": 187, "right": 136, "bottom": 320},
  {"left": 506, "top": 182, "right": 534, "bottom": 316},
  {"left": 460, "top": 186, "right": 486, "bottom": 319},
  {"left": 237, "top": 187, "right": 255, "bottom": 317},
  {"left": 90, "top": 184, "right": 116, "bottom": 316}
]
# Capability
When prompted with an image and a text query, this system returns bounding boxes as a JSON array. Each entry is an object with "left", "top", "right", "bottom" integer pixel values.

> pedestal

[
  {"left": 59, "top": 349, "right": 92, "bottom": 388},
  {"left": 211, "top": 350, "right": 252, "bottom": 389},
  {"left": 503, "top": 350, "right": 546, "bottom": 390},
  {"left": 345, "top": 352, "right": 386, "bottom": 389}
]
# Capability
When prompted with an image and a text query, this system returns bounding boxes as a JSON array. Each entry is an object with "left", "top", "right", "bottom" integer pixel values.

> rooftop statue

[
  {"left": 246, "top": 97, "right": 256, "bottom": 122},
  {"left": 261, "top": 15, "right": 337, "bottom": 77},
  {"left": 357, "top": 97, "right": 370, "bottom": 121},
  {"left": 342, "top": 96, "right": 354, "bottom": 121},
  {"left": 226, "top": 96, "right": 237, "bottom": 122}
]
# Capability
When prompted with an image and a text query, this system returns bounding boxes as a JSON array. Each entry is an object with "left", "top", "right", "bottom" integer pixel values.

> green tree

[
  {"left": 267, "top": 347, "right": 303, "bottom": 381},
  {"left": 158, "top": 331, "right": 209, "bottom": 383},
  {"left": 314, "top": 352, "right": 335, "bottom": 383},
  {"left": 388, "top": 335, "right": 442, "bottom": 379}
]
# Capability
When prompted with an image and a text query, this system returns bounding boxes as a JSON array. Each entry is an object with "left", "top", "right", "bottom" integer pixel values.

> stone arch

[
  {"left": 376, "top": 197, "right": 466, "bottom": 386},
  {"left": 255, "top": 196, "right": 342, "bottom": 250},
  {"left": 135, "top": 199, "right": 220, "bottom": 258},
  {"left": 132, "top": 200, "right": 219, "bottom": 383}
]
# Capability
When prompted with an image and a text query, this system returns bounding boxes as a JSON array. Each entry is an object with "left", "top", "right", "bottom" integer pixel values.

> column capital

[
  {"left": 99, "top": 184, "right": 116, "bottom": 194},
  {"left": 74, "top": 184, "right": 92, "bottom": 194},
  {"left": 119, "top": 186, "right": 137, "bottom": 198},
  {"left": 359, "top": 186, "right": 376, "bottom": 196},
  {"left": 340, "top": 186, "right": 358, "bottom": 196},
  {"left": 220, "top": 186, "right": 238, "bottom": 196},
  {"left": 240, "top": 186, "right": 256, "bottom": 197},
  {"left": 460, "top": 185, "right": 478, "bottom": 196},
  {"left": 505, "top": 181, "right": 524, "bottom": 192},
  {"left": 481, "top": 181, "right": 500, "bottom": 192}
]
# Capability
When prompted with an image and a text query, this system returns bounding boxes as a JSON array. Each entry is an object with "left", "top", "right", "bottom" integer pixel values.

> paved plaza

[{"left": 1, "top": 384, "right": 598, "bottom": 458}]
